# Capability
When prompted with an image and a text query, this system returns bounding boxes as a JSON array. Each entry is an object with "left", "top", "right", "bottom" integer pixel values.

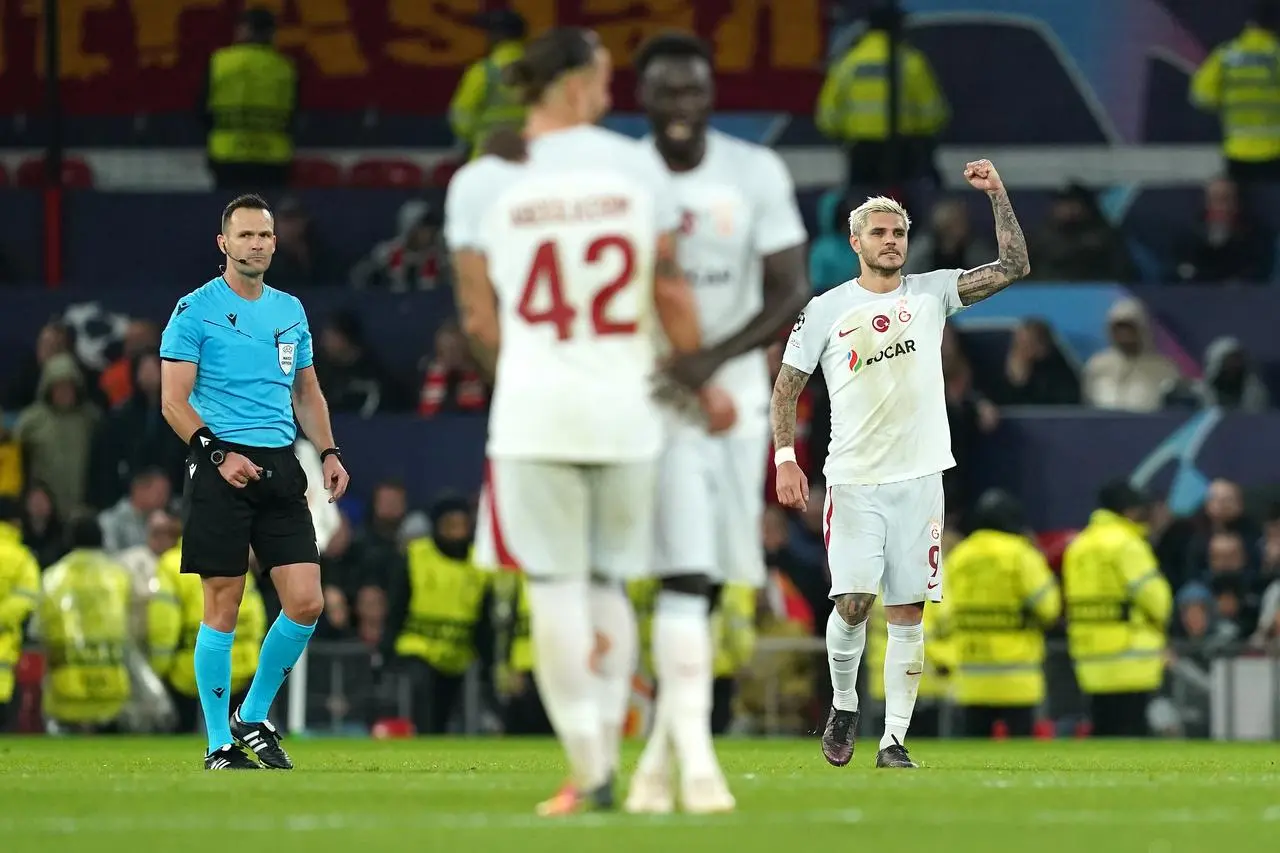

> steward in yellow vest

[
  {"left": 711, "top": 583, "right": 757, "bottom": 734},
  {"left": 449, "top": 10, "right": 528, "bottom": 160},
  {"left": 1062, "top": 482, "right": 1172, "bottom": 737},
  {"left": 816, "top": 5, "right": 948, "bottom": 190},
  {"left": 38, "top": 517, "right": 133, "bottom": 729},
  {"left": 202, "top": 9, "right": 297, "bottom": 190},
  {"left": 937, "top": 490, "right": 1061, "bottom": 738},
  {"left": 153, "top": 541, "right": 266, "bottom": 733},
  {"left": 1191, "top": 5, "right": 1280, "bottom": 181},
  {"left": 387, "top": 496, "right": 491, "bottom": 734},
  {"left": 0, "top": 500, "right": 39, "bottom": 728}
]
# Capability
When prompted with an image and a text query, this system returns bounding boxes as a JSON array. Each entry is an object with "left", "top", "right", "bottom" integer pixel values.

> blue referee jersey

[{"left": 160, "top": 277, "right": 313, "bottom": 448}]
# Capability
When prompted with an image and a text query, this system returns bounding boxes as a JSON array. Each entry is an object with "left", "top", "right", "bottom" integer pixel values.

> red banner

[{"left": 0, "top": 0, "right": 826, "bottom": 115}]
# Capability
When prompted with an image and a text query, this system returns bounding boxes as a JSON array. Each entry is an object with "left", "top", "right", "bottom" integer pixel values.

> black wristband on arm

[
  {"left": 319, "top": 446, "right": 342, "bottom": 463},
  {"left": 190, "top": 427, "right": 228, "bottom": 466}
]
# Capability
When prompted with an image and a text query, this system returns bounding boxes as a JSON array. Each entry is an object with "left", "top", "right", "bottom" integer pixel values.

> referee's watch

[
  {"left": 320, "top": 446, "right": 342, "bottom": 463},
  {"left": 190, "top": 427, "right": 228, "bottom": 467}
]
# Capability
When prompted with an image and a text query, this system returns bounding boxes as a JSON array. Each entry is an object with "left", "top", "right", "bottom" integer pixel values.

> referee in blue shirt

[{"left": 160, "top": 194, "right": 350, "bottom": 770}]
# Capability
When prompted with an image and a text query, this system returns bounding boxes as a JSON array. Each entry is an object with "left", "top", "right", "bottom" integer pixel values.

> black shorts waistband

[{"left": 220, "top": 442, "right": 296, "bottom": 456}]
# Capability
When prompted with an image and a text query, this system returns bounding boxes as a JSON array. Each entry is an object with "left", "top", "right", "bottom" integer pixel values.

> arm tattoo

[
  {"left": 770, "top": 363, "right": 812, "bottom": 450},
  {"left": 956, "top": 188, "right": 1030, "bottom": 306}
]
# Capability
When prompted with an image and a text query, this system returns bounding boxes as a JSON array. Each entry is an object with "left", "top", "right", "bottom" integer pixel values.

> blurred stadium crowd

[{"left": 3, "top": 0, "right": 1280, "bottom": 742}]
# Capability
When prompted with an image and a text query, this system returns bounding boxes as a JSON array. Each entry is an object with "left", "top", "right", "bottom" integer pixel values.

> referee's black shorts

[{"left": 181, "top": 443, "right": 319, "bottom": 578}]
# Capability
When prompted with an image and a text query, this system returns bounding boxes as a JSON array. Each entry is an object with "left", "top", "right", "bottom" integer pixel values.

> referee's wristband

[
  {"left": 190, "top": 427, "right": 228, "bottom": 467},
  {"left": 774, "top": 447, "right": 797, "bottom": 468},
  {"left": 319, "top": 446, "right": 342, "bottom": 463}
]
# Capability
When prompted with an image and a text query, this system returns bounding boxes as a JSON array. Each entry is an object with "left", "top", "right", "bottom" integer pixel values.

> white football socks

[
  {"left": 587, "top": 582, "right": 638, "bottom": 774},
  {"left": 651, "top": 590, "right": 718, "bottom": 780},
  {"left": 826, "top": 609, "right": 868, "bottom": 713},
  {"left": 526, "top": 576, "right": 608, "bottom": 790},
  {"left": 880, "top": 621, "right": 925, "bottom": 750}
]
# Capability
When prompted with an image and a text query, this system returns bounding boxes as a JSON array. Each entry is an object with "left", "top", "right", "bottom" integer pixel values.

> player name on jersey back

[
  {"left": 643, "top": 130, "right": 808, "bottom": 434},
  {"left": 782, "top": 269, "right": 967, "bottom": 486},
  {"left": 444, "top": 125, "right": 682, "bottom": 463}
]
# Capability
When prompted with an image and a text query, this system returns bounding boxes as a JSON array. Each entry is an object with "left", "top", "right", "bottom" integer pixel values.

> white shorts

[
  {"left": 822, "top": 473, "right": 945, "bottom": 606},
  {"left": 653, "top": 419, "right": 769, "bottom": 587},
  {"left": 475, "top": 458, "right": 657, "bottom": 581}
]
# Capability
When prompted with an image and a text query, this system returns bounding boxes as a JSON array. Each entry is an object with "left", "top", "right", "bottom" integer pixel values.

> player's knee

[
  {"left": 283, "top": 591, "right": 324, "bottom": 626},
  {"left": 201, "top": 576, "right": 245, "bottom": 631},
  {"left": 834, "top": 592, "right": 876, "bottom": 627},
  {"left": 659, "top": 573, "right": 711, "bottom": 600},
  {"left": 884, "top": 601, "right": 924, "bottom": 626}
]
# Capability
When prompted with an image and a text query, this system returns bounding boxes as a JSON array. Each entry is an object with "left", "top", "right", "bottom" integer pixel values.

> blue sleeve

[
  {"left": 295, "top": 300, "right": 313, "bottom": 370},
  {"left": 159, "top": 300, "right": 202, "bottom": 363}
]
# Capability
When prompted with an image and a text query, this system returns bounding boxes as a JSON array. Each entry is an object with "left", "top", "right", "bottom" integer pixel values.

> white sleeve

[
  {"left": 911, "top": 268, "right": 966, "bottom": 317},
  {"left": 751, "top": 149, "right": 808, "bottom": 256},
  {"left": 443, "top": 163, "right": 492, "bottom": 252},
  {"left": 781, "top": 298, "right": 825, "bottom": 374}
]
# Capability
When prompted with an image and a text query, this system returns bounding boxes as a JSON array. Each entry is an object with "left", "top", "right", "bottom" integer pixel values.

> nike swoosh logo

[
  {"left": 927, "top": 582, "right": 940, "bottom": 590},
  {"left": 838, "top": 327, "right": 860, "bottom": 337}
]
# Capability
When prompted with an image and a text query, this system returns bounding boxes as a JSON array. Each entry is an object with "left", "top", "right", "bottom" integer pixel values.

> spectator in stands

[
  {"left": 350, "top": 199, "right": 449, "bottom": 292},
  {"left": 312, "top": 309, "right": 408, "bottom": 416},
  {"left": 14, "top": 353, "right": 100, "bottom": 519},
  {"left": 1252, "top": 515, "right": 1280, "bottom": 645},
  {"left": 1082, "top": 299, "right": 1179, "bottom": 412},
  {"left": 904, "top": 198, "right": 994, "bottom": 275},
  {"left": 87, "top": 349, "right": 185, "bottom": 510},
  {"left": 1210, "top": 572, "right": 1253, "bottom": 635},
  {"left": 0, "top": 413, "right": 20, "bottom": 501},
  {"left": 808, "top": 190, "right": 857, "bottom": 292},
  {"left": 97, "top": 468, "right": 171, "bottom": 554},
  {"left": 352, "top": 480, "right": 412, "bottom": 595},
  {"left": 317, "top": 513, "right": 360, "bottom": 640},
  {"left": 1259, "top": 502, "right": 1280, "bottom": 578},
  {"left": 942, "top": 325, "right": 999, "bottom": 520},
  {"left": 418, "top": 321, "right": 489, "bottom": 417},
  {"left": 1193, "top": 336, "right": 1270, "bottom": 411},
  {"left": 1174, "top": 177, "right": 1275, "bottom": 283},
  {"left": 1027, "top": 184, "right": 1134, "bottom": 282},
  {"left": 114, "top": 508, "right": 180, "bottom": 639},
  {"left": 98, "top": 320, "right": 159, "bottom": 409},
  {"left": 267, "top": 197, "right": 332, "bottom": 288},
  {"left": 201, "top": 8, "right": 297, "bottom": 190},
  {"left": 990, "top": 317, "right": 1080, "bottom": 406},
  {"left": 20, "top": 481, "right": 64, "bottom": 568},
  {"left": 4, "top": 321, "right": 76, "bottom": 411},
  {"left": 763, "top": 504, "right": 827, "bottom": 634},
  {"left": 1205, "top": 529, "right": 1251, "bottom": 581}
]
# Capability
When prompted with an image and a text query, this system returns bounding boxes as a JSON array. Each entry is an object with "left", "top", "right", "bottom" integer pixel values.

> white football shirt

[
  {"left": 782, "top": 269, "right": 966, "bottom": 486},
  {"left": 644, "top": 130, "right": 808, "bottom": 431},
  {"left": 445, "top": 125, "right": 680, "bottom": 463}
]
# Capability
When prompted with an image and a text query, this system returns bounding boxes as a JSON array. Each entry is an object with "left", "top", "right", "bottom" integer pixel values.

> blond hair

[{"left": 848, "top": 196, "right": 912, "bottom": 237}]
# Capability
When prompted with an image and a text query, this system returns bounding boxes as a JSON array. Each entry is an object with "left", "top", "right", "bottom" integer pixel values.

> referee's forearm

[
  {"left": 160, "top": 396, "right": 206, "bottom": 444},
  {"left": 293, "top": 389, "right": 336, "bottom": 450}
]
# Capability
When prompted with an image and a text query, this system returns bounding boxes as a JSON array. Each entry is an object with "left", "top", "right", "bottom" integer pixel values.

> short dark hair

[
  {"left": 1097, "top": 480, "right": 1150, "bottom": 515},
  {"left": 66, "top": 512, "right": 104, "bottom": 550},
  {"left": 503, "top": 27, "right": 599, "bottom": 106},
  {"left": 634, "top": 31, "right": 713, "bottom": 77},
  {"left": 221, "top": 194, "right": 272, "bottom": 231}
]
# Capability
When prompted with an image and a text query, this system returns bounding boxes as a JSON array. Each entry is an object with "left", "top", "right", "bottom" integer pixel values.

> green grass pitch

[{"left": 1, "top": 737, "right": 1278, "bottom": 853}]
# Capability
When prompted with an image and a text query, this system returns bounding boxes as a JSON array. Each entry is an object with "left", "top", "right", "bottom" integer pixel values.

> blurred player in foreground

[
  {"left": 443, "top": 27, "right": 715, "bottom": 816},
  {"left": 771, "top": 160, "right": 1029, "bottom": 768},
  {"left": 625, "top": 32, "right": 810, "bottom": 814}
]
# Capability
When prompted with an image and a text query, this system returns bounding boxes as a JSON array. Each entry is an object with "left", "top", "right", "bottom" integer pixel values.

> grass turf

[{"left": 1, "top": 737, "right": 1278, "bottom": 853}]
